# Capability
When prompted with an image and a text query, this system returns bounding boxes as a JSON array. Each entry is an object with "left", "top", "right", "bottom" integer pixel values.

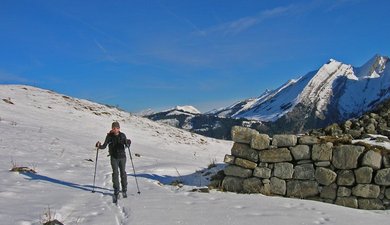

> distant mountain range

[
  {"left": 146, "top": 106, "right": 262, "bottom": 140},
  {"left": 146, "top": 55, "right": 390, "bottom": 139}
]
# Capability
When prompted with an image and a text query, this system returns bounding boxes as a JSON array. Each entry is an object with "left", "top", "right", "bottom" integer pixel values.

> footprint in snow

[{"left": 313, "top": 217, "right": 331, "bottom": 224}]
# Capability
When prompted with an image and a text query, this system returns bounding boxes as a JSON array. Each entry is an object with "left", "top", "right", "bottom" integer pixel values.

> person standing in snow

[{"left": 96, "top": 121, "right": 131, "bottom": 199}]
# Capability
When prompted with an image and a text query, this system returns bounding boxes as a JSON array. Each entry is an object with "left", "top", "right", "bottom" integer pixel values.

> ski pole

[
  {"left": 127, "top": 146, "right": 141, "bottom": 194},
  {"left": 92, "top": 146, "right": 99, "bottom": 193}
]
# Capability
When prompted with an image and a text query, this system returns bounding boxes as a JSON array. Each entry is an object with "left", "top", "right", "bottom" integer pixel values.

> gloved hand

[
  {"left": 126, "top": 139, "right": 131, "bottom": 147},
  {"left": 95, "top": 141, "right": 101, "bottom": 148}
]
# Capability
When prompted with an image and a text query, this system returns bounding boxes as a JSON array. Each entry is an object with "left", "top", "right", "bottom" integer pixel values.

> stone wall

[{"left": 221, "top": 126, "right": 390, "bottom": 210}]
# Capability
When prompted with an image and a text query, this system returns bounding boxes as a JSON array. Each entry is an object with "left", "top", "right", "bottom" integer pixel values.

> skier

[{"left": 96, "top": 121, "right": 131, "bottom": 202}]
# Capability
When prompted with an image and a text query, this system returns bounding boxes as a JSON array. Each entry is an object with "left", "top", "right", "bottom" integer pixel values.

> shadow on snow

[
  {"left": 131, "top": 163, "right": 225, "bottom": 187},
  {"left": 21, "top": 172, "right": 113, "bottom": 195}
]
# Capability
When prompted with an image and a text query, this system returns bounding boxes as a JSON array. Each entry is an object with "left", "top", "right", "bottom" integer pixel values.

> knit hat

[{"left": 112, "top": 121, "right": 120, "bottom": 129}]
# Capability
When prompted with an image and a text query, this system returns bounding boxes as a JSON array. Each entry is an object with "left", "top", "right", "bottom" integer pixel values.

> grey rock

[
  {"left": 253, "top": 167, "right": 271, "bottom": 179},
  {"left": 347, "top": 129, "right": 362, "bottom": 139},
  {"left": 335, "top": 197, "right": 358, "bottom": 208},
  {"left": 290, "top": 145, "right": 310, "bottom": 160},
  {"left": 337, "top": 170, "right": 355, "bottom": 186},
  {"left": 379, "top": 193, "right": 385, "bottom": 200},
  {"left": 222, "top": 176, "right": 243, "bottom": 192},
  {"left": 354, "top": 167, "right": 373, "bottom": 184},
  {"left": 286, "top": 180, "right": 319, "bottom": 198},
  {"left": 293, "top": 164, "right": 315, "bottom": 180},
  {"left": 231, "top": 126, "right": 258, "bottom": 144},
  {"left": 273, "top": 162, "right": 294, "bottom": 179},
  {"left": 262, "top": 183, "right": 271, "bottom": 195},
  {"left": 312, "top": 143, "right": 333, "bottom": 161},
  {"left": 383, "top": 199, "right": 390, "bottom": 209},
  {"left": 272, "top": 135, "right": 297, "bottom": 147},
  {"left": 224, "top": 154, "right": 235, "bottom": 164},
  {"left": 320, "top": 183, "right": 337, "bottom": 200},
  {"left": 258, "top": 148, "right": 292, "bottom": 163},
  {"left": 383, "top": 155, "right": 390, "bottom": 168},
  {"left": 298, "top": 135, "right": 319, "bottom": 145},
  {"left": 374, "top": 168, "right": 390, "bottom": 185},
  {"left": 251, "top": 133, "right": 270, "bottom": 150},
  {"left": 343, "top": 120, "right": 353, "bottom": 130},
  {"left": 365, "top": 123, "right": 377, "bottom": 134},
  {"left": 258, "top": 162, "right": 268, "bottom": 168},
  {"left": 224, "top": 165, "right": 253, "bottom": 178},
  {"left": 324, "top": 123, "right": 343, "bottom": 136},
  {"left": 369, "top": 113, "right": 380, "bottom": 120},
  {"left": 262, "top": 179, "right": 270, "bottom": 184},
  {"left": 332, "top": 145, "right": 365, "bottom": 169},
  {"left": 315, "top": 167, "right": 337, "bottom": 185},
  {"left": 362, "top": 150, "right": 382, "bottom": 170},
  {"left": 297, "top": 160, "right": 313, "bottom": 165},
  {"left": 235, "top": 158, "right": 257, "bottom": 169},
  {"left": 358, "top": 199, "right": 384, "bottom": 210},
  {"left": 270, "top": 177, "right": 286, "bottom": 196},
  {"left": 385, "top": 188, "right": 390, "bottom": 199},
  {"left": 243, "top": 177, "right": 263, "bottom": 193},
  {"left": 352, "top": 184, "right": 380, "bottom": 198},
  {"left": 315, "top": 161, "right": 331, "bottom": 167},
  {"left": 337, "top": 187, "right": 352, "bottom": 197},
  {"left": 231, "top": 143, "right": 258, "bottom": 162}
]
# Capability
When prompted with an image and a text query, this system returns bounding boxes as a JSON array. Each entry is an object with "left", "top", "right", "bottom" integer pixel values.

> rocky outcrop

[
  {"left": 220, "top": 126, "right": 390, "bottom": 210},
  {"left": 313, "top": 98, "right": 390, "bottom": 140}
]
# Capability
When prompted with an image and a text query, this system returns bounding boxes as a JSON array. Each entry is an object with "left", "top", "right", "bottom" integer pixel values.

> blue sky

[{"left": 1, "top": 0, "right": 390, "bottom": 112}]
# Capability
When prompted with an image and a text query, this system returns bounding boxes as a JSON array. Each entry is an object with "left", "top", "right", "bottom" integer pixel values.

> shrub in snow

[{"left": 9, "top": 161, "right": 36, "bottom": 173}]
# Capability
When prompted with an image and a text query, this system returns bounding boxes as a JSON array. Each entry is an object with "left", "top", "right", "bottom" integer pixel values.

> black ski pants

[{"left": 110, "top": 157, "right": 127, "bottom": 194}]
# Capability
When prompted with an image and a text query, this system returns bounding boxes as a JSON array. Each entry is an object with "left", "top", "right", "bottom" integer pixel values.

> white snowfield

[{"left": 0, "top": 85, "right": 389, "bottom": 225}]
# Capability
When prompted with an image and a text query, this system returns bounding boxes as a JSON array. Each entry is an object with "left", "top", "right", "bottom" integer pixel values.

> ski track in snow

[{"left": 1, "top": 85, "right": 390, "bottom": 225}]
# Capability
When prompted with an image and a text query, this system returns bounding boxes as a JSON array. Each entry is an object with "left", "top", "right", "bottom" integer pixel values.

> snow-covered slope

[
  {"left": 214, "top": 55, "right": 389, "bottom": 120},
  {"left": 173, "top": 105, "right": 201, "bottom": 115},
  {"left": 1, "top": 85, "right": 389, "bottom": 225},
  {"left": 339, "top": 55, "right": 390, "bottom": 118},
  {"left": 160, "top": 105, "right": 201, "bottom": 116},
  {"left": 211, "top": 55, "right": 390, "bottom": 132},
  {"left": 146, "top": 105, "right": 201, "bottom": 130}
]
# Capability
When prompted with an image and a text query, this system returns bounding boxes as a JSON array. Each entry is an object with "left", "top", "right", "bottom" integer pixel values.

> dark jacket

[{"left": 99, "top": 131, "right": 128, "bottom": 159}]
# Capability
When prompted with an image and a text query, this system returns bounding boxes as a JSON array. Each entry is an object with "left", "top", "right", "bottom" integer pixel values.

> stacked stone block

[{"left": 222, "top": 126, "right": 390, "bottom": 210}]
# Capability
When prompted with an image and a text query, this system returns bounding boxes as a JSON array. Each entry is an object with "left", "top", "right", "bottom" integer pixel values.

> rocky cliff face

[{"left": 312, "top": 97, "right": 390, "bottom": 139}]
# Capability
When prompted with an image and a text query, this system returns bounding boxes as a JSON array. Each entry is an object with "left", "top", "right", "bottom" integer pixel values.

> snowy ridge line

[{"left": 211, "top": 55, "right": 390, "bottom": 124}]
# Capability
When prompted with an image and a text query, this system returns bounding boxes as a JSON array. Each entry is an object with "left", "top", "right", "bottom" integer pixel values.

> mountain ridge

[
  {"left": 147, "top": 54, "right": 390, "bottom": 137},
  {"left": 213, "top": 55, "right": 389, "bottom": 122}
]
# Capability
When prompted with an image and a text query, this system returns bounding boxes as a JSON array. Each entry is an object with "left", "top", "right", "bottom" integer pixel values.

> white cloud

[
  {"left": 325, "top": 0, "right": 364, "bottom": 12},
  {"left": 197, "top": 5, "right": 295, "bottom": 36},
  {"left": 93, "top": 39, "right": 118, "bottom": 63}
]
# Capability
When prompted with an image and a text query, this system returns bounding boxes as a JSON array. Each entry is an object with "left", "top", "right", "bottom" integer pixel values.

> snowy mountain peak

[
  {"left": 174, "top": 105, "right": 201, "bottom": 114},
  {"left": 211, "top": 55, "right": 390, "bottom": 132},
  {"left": 356, "top": 54, "right": 388, "bottom": 79},
  {"left": 295, "top": 59, "right": 355, "bottom": 119},
  {"left": 328, "top": 58, "right": 339, "bottom": 63}
]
